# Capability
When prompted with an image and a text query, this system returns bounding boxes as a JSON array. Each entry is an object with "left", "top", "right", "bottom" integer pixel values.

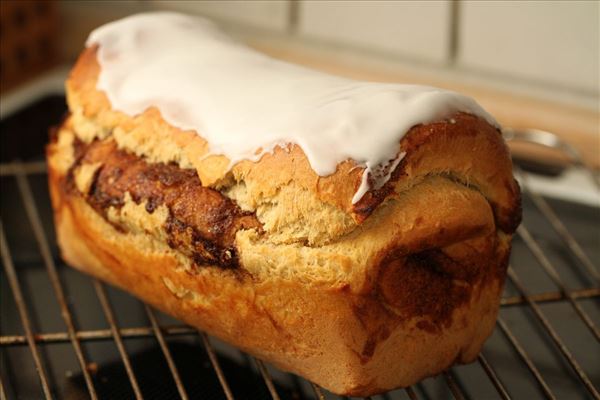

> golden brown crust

[
  {"left": 356, "top": 114, "right": 521, "bottom": 233},
  {"left": 48, "top": 129, "right": 512, "bottom": 395}
]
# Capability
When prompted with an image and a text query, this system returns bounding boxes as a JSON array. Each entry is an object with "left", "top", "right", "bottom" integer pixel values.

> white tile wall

[
  {"left": 298, "top": 1, "right": 451, "bottom": 63},
  {"left": 458, "top": 1, "right": 599, "bottom": 94},
  {"left": 57, "top": 0, "right": 598, "bottom": 106},
  {"left": 150, "top": 0, "right": 290, "bottom": 32}
]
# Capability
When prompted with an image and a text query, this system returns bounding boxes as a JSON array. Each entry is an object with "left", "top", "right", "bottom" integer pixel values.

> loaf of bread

[{"left": 47, "top": 13, "right": 521, "bottom": 396}]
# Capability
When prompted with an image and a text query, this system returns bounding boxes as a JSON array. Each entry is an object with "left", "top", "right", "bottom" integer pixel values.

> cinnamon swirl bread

[{"left": 47, "top": 12, "right": 521, "bottom": 396}]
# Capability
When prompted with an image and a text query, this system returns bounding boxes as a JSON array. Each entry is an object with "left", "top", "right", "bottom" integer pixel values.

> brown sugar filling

[{"left": 66, "top": 138, "right": 261, "bottom": 268}]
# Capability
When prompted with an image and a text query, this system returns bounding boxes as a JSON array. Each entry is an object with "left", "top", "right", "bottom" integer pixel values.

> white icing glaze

[{"left": 87, "top": 12, "right": 498, "bottom": 204}]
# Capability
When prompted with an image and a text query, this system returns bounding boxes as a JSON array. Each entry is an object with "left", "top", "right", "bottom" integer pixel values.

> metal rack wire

[{"left": 1, "top": 129, "right": 599, "bottom": 399}]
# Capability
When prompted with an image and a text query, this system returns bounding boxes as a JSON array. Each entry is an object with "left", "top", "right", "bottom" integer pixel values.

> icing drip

[{"left": 87, "top": 12, "right": 497, "bottom": 204}]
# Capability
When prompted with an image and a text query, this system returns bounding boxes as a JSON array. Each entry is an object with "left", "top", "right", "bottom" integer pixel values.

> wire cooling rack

[{"left": 1, "top": 95, "right": 599, "bottom": 399}]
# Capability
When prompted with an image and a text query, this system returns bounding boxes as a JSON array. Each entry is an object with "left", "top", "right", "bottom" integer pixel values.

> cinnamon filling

[{"left": 67, "top": 138, "right": 261, "bottom": 268}]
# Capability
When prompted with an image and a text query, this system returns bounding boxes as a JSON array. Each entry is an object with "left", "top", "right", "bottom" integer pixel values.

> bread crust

[
  {"left": 47, "top": 45, "right": 521, "bottom": 396},
  {"left": 49, "top": 133, "right": 511, "bottom": 395}
]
